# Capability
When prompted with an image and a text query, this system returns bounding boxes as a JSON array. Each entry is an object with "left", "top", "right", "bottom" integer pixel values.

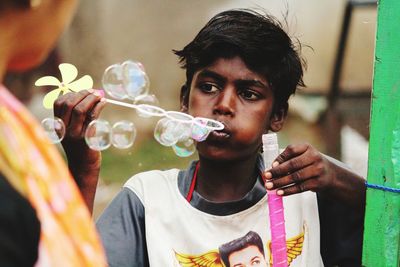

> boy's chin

[{"left": 197, "top": 145, "right": 254, "bottom": 163}]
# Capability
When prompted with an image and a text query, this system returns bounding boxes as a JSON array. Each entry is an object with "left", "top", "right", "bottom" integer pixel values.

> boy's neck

[{"left": 196, "top": 154, "right": 260, "bottom": 202}]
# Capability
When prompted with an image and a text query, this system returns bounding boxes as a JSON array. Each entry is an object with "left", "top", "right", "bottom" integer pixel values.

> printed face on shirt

[
  {"left": 186, "top": 56, "right": 283, "bottom": 161},
  {"left": 228, "top": 245, "right": 268, "bottom": 267}
]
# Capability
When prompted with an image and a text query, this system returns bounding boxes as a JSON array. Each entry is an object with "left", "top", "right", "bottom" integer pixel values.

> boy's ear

[
  {"left": 180, "top": 84, "right": 189, "bottom": 112},
  {"left": 269, "top": 104, "right": 288, "bottom": 132}
]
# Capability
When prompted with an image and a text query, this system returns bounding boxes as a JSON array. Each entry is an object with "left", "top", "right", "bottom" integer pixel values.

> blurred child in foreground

[{"left": 0, "top": 1, "right": 106, "bottom": 266}]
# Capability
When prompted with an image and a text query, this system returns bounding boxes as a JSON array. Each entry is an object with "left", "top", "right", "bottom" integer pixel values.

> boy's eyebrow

[
  {"left": 197, "top": 70, "right": 226, "bottom": 83},
  {"left": 236, "top": 79, "right": 269, "bottom": 89},
  {"left": 197, "top": 69, "right": 269, "bottom": 89}
]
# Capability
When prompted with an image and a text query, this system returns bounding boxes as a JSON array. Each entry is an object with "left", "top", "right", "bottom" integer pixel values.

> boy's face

[
  {"left": 228, "top": 245, "right": 268, "bottom": 267},
  {"left": 183, "top": 56, "right": 285, "bottom": 161}
]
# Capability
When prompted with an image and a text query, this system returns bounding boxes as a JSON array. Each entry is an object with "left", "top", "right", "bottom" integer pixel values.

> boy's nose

[{"left": 213, "top": 88, "right": 236, "bottom": 116}]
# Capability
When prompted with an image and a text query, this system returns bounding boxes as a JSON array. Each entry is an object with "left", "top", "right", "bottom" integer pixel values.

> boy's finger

[
  {"left": 276, "top": 179, "right": 316, "bottom": 196},
  {"left": 274, "top": 143, "right": 309, "bottom": 164},
  {"left": 87, "top": 97, "right": 107, "bottom": 121},
  {"left": 268, "top": 154, "right": 314, "bottom": 179},
  {"left": 82, "top": 98, "right": 107, "bottom": 135},
  {"left": 68, "top": 93, "right": 103, "bottom": 138},
  {"left": 265, "top": 164, "right": 318, "bottom": 189},
  {"left": 54, "top": 90, "right": 93, "bottom": 128}
]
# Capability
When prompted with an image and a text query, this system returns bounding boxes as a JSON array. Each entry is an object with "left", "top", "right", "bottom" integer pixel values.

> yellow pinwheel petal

[
  {"left": 68, "top": 75, "right": 94, "bottom": 92},
  {"left": 59, "top": 63, "right": 78, "bottom": 84},
  {"left": 35, "top": 76, "right": 60, "bottom": 87},
  {"left": 43, "top": 89, "right": 62, "bottom": 109}
]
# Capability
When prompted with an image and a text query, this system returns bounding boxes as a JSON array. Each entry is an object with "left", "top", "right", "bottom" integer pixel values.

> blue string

[{"left": 366, "top": 182, "right": 400, "bottom": 194}]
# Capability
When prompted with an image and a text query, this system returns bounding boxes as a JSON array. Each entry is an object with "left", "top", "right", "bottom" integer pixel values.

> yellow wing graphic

[
  {"left": 268, "top": 231, "right": 305, "bottom": 266},
  {"left": 175, "top": 249, "right": 224, "bottom": 267}
]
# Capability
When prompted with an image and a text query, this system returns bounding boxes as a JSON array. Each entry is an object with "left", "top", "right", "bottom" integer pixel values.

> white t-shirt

[{"left": 125, "top": 168, "right": 323, "bottom": 266}]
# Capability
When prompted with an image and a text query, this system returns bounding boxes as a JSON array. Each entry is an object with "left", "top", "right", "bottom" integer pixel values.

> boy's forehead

[{"left": 195, "top": 56, "right": 269, "bottom": 85}]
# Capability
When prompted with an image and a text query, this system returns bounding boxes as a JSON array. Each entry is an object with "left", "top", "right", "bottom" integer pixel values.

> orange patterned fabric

[{"left": 0, "top": 85, "right": 106, "bottom": 266}]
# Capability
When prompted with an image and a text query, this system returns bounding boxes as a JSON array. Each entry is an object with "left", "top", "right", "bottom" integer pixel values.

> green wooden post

[{"left": 362, "top": 0, "right": 400, "bottom": 266}]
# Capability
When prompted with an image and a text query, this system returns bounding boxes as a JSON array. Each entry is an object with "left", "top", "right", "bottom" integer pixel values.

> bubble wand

[
  {"left": 35, "top": 62, "right": 222, "bottom": 129},
  {"left": 36, "top": 62, "right": 224, "bottom": 155},
  {"left": 102, "top": 98, "right": 223, "bottom": 131},
  {"left": 262, "top": 133, "right": 287, "bottom": 267}
]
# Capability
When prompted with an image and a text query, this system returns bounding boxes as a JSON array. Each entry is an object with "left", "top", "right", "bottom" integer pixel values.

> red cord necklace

[{"left": 186, "top": 161, "right": 200, "bottom": 202}]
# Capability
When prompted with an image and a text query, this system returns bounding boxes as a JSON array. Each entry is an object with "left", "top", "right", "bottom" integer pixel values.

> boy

[{"left": 56, "top": 9, "right": 366, "bottom": 266}]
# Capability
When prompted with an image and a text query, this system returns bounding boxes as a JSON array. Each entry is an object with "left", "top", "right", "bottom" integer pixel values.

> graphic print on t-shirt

[{"left": 174, "top": 229, "right": 304, "bottom": 266}]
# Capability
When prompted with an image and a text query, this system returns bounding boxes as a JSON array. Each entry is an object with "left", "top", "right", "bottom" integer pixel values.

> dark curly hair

[{"left": 174, "top": 9, "right": 305, "bottom": 112}]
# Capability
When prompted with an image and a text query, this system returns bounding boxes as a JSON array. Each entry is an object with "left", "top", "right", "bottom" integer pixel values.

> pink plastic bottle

[{"left": 262, "top": 133, "right": 287, "bottom": 267}]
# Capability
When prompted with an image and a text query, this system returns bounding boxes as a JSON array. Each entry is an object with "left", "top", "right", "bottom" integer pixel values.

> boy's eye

[
  {"left": 239, "top": 89, "right": 261, "bottom": 100},
  {"left": 199, "top": 83, "right": 219, "bottom": 93}
]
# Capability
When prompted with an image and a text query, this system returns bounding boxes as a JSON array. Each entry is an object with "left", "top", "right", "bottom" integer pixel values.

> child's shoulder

[
  {"left": 124, "top": 168, "right": 180, "bottom": 187},
  {"left": 123, "top": 168, "right": 181, "bottom": 201}
]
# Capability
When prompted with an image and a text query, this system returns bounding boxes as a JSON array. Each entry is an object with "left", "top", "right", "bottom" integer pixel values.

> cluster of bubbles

[
  {"left": 41, "top": 60, "right": 224, "bottom": 157},
  {"left": 42, "top": 117, "right": 136, "bottom": 150}
]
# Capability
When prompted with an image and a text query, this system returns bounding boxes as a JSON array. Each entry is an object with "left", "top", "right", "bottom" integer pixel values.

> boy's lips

[
  {"left": 208, "top": 124, "right": 231, "bottom": 140},
  {"left": 210, "top": 130, "right": 230, "bottom": 138}
]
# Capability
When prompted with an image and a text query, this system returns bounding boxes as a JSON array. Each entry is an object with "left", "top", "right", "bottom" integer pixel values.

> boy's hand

[
  {"left": 263, "top": 144, "right": 336, "bottom": 196},
  {"left": 263, "top": 143, "right": 366, "bottom": 209},
  {"left": 53, "top": 89, "right": 106, "bottom": 212}
]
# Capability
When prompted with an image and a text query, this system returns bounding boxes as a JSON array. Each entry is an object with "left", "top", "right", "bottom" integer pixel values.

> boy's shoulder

[{"left": 123, "top": 168, "right": 181, "bottom": 202}]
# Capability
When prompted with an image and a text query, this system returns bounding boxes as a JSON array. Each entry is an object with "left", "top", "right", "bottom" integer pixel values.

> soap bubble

[
  {"left": 136, "top": 104, "right": 166, "bottom": 118},
  {"left": 84, "top": 120, "right": 112, "bottom": 151},
  {"left": 165, "top": 111, "right": 193, "bottom": 141},
  {"left": 133, "top": 95, "right": 160, "bottom": 118},
  {"left": 193, "top": 117, "right": 224, "bottom": 131},
  {"left": 41, "top": 117, "right": 65, "bottom": 144},
  {"left": 191, "top": 122, "right": 211, "bottom": 142},
  {"left": 154, "top": 117, "right": 192, "bottom": 147},
  {"left": 111, "top": 121, "right": 136, "bottom": 149},
  {"left": 153, "top": 118, "right": 180, "bottom": 146},
  {"left": 102, "top": 64, "right": 127, "bottom": 100},
  {"left": 191, "top": 117, "right": 224, "bottom": 141},
  {"left": 122, "top": 61, "right": 150, "bottom": 99},
  {"left": 102, "top": 61, "right": 149, "bottom": 100},
  {"left": 172, "top": 137, "right": 196, "bottom": 157}
]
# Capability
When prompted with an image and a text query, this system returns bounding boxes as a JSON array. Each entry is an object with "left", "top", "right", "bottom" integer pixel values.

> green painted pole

[{"left": 362, "top": 0, "right": 400, "bottom": 266}]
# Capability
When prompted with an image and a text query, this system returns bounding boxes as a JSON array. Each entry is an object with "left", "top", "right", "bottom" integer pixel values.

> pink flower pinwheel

[{"left": 35, "top": 63, "right": 93, "bottom": 109}]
